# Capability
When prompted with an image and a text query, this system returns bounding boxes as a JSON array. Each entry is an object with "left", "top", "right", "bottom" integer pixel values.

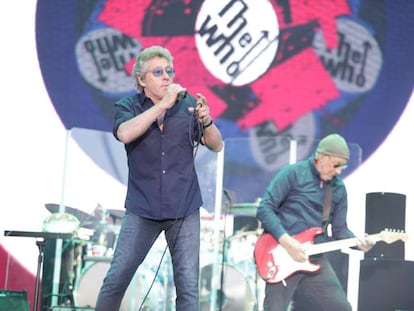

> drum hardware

[
  {"left": 45, "top": 203, "right": 117, "bottom": 255},
  {"left": 79, "top": 209, "right": 121, "bottom": 257},
  {"left": 225, "top": 229, "right": 266, "bottom": 311},
  {"left": 106, "top": 208, "right": 125, "bottom": 222},
  {"left": 200, "top": 216, "right": 226, "bottom": 253},
  {"left": 227, "top": 200, "right": 260, "bottom": 216},
  {"left": 73, "top": 236, "right": 172, "bottom": 311},
  {"left": 45, "top": 203, "right": 97, "bottom": 224},
  {"left": 200, "top": 263, "right": 255, "bottom": 311},
  {"left": 74, "top": 261, "right": 166, "bottom": 310},
  {"left": 200, "top": 206, "right": 265, "bottom": 311},
  {"left": 32, "top": 203, "right": 266, "bottom": 310},
  {"left": 42, "top": 212, "right": 80, "bottom": 234},
  {"left": 43, "top": 206, "right": 115, "bottom": 309},
  {"left": 3, "top": 230, "right": 73, "bottom": 311}
]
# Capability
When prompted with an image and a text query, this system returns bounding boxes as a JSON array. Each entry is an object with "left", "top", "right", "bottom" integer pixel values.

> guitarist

[{"left": 256, "top": 133, "right": 375, "bottom": 311}]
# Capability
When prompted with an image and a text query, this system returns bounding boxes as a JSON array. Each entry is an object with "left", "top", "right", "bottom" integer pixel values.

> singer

[{"left": 95, "top": 45, "right": 223, "bottom": 311}]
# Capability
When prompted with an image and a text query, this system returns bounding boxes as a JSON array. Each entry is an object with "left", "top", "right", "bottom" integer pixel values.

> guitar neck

[{"left": 307, "top": 233, "right": 382, "bottom": 256}]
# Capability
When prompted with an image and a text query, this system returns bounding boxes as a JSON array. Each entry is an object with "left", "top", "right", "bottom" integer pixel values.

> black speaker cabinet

[
  {"left": 365, "top": 192, "right": 406, "bottom": 259},
  {"left": 358, "top": 259, "right": 414, "bottom": 311},
  {"left": 0, "top": 290, "right": 29, "bottom": 311}
]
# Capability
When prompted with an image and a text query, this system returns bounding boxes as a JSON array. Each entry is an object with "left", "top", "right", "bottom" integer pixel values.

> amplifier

[{"left": 0, "top": 290, "right": 29, "bottom": 311}]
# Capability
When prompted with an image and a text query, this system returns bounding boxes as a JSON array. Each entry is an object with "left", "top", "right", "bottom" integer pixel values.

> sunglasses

[
  {"left": 149, "top": 67, "right": 175, "bottom": 78},
  {"left": 327, "top": 155, "right": 348, "bottom": 170},
  {"left": 333, "top": 162, "right": 348, "bottom": 170}
]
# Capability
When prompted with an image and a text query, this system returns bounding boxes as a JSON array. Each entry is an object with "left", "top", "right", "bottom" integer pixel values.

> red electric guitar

[{"left": 254, "top": 227, "right": 408, "bottom": 284}]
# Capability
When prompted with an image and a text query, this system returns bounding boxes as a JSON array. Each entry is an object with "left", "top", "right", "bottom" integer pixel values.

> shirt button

[
  {"left": 161, "top": 152, "right": 165, "bottom": 156},
  {"left": 162, "top": 170, "right": 166, "bottom": 174}
]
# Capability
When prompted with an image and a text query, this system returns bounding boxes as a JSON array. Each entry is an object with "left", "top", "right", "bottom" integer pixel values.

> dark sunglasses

[
  {"left": 333, "top": 162, "right": 348, "bottom": 170},
  {"left": 328, "top": 155, "right": 348, "bottom": 170}
]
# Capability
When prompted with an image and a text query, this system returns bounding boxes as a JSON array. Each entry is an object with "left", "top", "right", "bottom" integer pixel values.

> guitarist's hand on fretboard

[
  {"left": 356, "top": 233, "right": 376, "bottom": 252},
  {"left": 279, "top": 233, "right": 307, "bottom": 262}
]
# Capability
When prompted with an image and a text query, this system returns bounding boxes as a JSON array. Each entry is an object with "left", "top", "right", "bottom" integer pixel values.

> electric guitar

[{"left": 254, "top": 227, "right": 408, "bottom": 284}]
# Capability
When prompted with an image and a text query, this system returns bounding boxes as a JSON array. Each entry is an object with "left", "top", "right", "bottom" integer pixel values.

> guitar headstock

[{"left": 379, "top": 228, "right": 409, "bottom": 244}]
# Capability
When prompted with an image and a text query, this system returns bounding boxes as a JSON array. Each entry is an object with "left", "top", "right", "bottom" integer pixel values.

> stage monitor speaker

[
  {"left": 365, "top": 192, "right": 405, "bottom": 259},
  {"left": 358, "top": 259, "right": 414, "bottom": 311},
  {"left": 0, "top": 290, "right": 29, "bottom": 311}
]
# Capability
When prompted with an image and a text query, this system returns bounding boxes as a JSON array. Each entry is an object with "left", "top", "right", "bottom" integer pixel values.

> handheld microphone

[{"left": 177, "top": 91, "right": 187, "bottom": 100}]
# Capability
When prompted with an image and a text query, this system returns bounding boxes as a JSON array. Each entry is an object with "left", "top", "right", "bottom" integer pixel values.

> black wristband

[{"left": 202, "top": 119, "right": 214, "bottom": 129}]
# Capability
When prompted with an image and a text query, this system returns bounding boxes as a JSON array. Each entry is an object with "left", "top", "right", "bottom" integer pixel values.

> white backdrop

[{"left": 0, "top": 1, "right": 412, "bottom": 308}]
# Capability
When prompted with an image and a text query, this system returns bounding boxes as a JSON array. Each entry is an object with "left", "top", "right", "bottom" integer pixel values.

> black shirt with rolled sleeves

[{"left": 113, "top": 92, "right": 203, "bottom": 220}]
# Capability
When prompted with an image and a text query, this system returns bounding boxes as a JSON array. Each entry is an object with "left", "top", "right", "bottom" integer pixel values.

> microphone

[
  {"left": 177, "top": 91, "right": 187, "bottom": 100},
  {"left": 223, "top": 188, "right": 232, "bottom": 205}
]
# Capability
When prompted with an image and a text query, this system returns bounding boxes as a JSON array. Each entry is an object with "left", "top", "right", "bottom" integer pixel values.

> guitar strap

[{"left": 322, "top": 183, "right": 332, "bottom": 233}]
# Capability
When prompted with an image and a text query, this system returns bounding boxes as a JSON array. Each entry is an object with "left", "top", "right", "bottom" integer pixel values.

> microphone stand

[
  {"left": 34, "top": 239, "right": 47, "bottom": 311},
  {"left": 218, "top": 189, "right": 232, "bottom": 310}
]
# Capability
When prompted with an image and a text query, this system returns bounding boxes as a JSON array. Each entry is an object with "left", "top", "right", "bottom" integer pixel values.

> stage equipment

[
  {"left": 0, "top": 290, "right": 29, "bottom": 311},
  {"left": 3, "top": 230, "right": 73, "bottom": 311},
  {"left": 365, "top": 192, "right": 406, "bottom": 259},
  {"left": 358, "top": 258, "right": 414, "bottom": 311}
]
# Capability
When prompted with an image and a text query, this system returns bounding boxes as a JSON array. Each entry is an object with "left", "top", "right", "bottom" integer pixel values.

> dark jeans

[
  {"left": 95, "top": 209, "right": 201, "bottom": 311},
  {"left": 263, "top": 255, "right": 352, "bottom": 311}
]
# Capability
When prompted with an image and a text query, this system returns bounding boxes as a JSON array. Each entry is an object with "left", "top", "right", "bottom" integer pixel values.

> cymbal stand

[{"left": 34, "top": 239, "right": 47, "bottom": 311}]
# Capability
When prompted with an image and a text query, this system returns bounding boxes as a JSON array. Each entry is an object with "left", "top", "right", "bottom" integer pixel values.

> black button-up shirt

[{"left": 113, "top": 93, "right": 203, "bottom": 220}]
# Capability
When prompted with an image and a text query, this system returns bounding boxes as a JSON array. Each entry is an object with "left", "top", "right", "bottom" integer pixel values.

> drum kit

[
  {"left": 43, "top": 203, "right": 125, "bottom": 309},
  {"left": 43, "top": 202, "right": 265, "bottom": 311}
]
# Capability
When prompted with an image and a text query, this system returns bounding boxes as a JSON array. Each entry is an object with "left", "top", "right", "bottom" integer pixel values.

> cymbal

[
  {"left": 228, "top": 202, "right": 259, "bottom": 216},
  {"left": 82, "top": 220, "right": 120, "bottom": 233},
  {"left": 45, "top": 203, "right": 97, "bottom": 224},
  {"left": 42, "top": 212, "right": 80, "bottom": 233}
]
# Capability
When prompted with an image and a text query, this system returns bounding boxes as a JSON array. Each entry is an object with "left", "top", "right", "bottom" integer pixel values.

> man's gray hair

[{"left": 133, "top": 46, "right": 174, "bottom": 91}]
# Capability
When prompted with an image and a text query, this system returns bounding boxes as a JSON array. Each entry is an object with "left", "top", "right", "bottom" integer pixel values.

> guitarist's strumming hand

[
  {"left": 279, "top": 233, "right": 307, "bottom": 262},
  {"left": 356, "top": 234, "right": 376, "bottom": 252}
]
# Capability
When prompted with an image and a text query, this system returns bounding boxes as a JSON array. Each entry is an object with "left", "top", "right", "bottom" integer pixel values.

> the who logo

[{"left": 36, "top": 0, "right": 413, "bottom": 180}]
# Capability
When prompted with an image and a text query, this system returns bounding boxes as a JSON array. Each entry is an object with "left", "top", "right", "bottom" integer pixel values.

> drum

[
  {"left": 74, "top": 261, "right": 166, "bottom": 310},
  {"left": 227, "top": 231, "right": 260, "bottom": 277},
  {"left": 226, "top": 231, "right": 267, "bottom": 310},
  {"left": 200, "top": 262, "right": 255, "bottom": 311}
]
